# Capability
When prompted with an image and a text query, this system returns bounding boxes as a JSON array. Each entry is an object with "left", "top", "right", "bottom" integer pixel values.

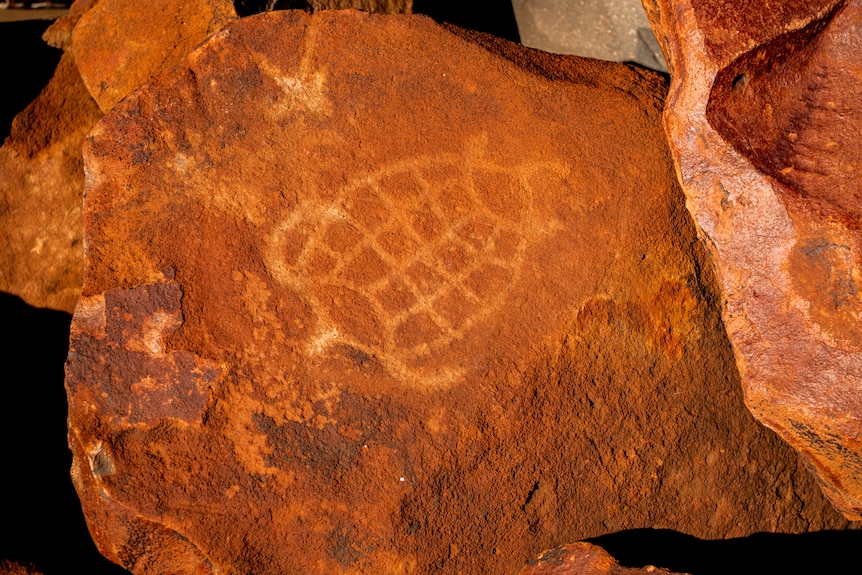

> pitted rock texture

[
  {"left": 520, "top": 542, "right": 685, "bottom": 575},
  {"left": 0, "top": 53, "right": 102, "bottom": 313},
  {"left": 644, "top": 0, "right": 862, "bottom": 518},
  {"left": 69, "top": 10, "right": 851, "bottom": 575},
  {"left": 70, "top": 0, "right": 238, "bottom": 112}
]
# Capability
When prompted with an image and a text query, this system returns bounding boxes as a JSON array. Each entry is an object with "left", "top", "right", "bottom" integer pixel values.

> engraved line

[{"left": 266, "top": 151, "right": 571, "bottom": 383}]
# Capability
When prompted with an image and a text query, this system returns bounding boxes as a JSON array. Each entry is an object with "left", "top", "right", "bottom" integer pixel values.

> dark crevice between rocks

[
  {"left": 234, "top": 0, "right": 311, "bottom": 17},
  {"left": 412, "top": 0, "right": 520, "bottom": 43},
  {"left": 0, "top": 292, "right": 130, "bottom": 575},
  {"left": 0, "top": 20, "right": 62, "bottom": 145},
  {"left": 233, "top": 0, "right": 521, "bottom": 43},
  {"left": 589, "top": 528, "right": 862, "bottom": 574}
]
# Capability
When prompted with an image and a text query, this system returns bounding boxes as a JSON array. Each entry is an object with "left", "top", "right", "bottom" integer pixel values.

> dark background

[{"left": 0, "top": 19, "right": 61, "bottom": 143}]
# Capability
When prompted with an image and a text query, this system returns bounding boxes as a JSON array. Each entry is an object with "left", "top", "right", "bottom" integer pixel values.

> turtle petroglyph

[
  {"left": 266, "top": 145, "right": 568, "bottom": 384},
  {"left": 254, "top": 19, "right": 332, "bottom": 117}
]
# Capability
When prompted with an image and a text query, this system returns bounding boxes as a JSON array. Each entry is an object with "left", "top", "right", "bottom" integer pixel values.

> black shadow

[
  {"left": 0, "top": 19, "right": 62, "bottom": 144},
  {"left": 232, "top": 0, "right": 522, "bottom": 42},
  {"left": 0, "top": 292, "right": 129, "bottom": 574},
  {"left": 413, "top": 0, "right": 520, "bottom": 42},
  {"left": 589, "top": 528, "right": 862, "bottom": 574}
]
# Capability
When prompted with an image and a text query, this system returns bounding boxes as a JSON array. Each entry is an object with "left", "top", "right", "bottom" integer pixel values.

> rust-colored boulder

[
  {"left": 1, "top": 0, "right": 243, "bottom": 314},
  {"left": 0, "top": 53, "right": 103, "bottom": 313},
  {"left": 43, "top": 0, "right": 101, "bottom": 51},
  {"left": 67, "top": 0, "right": 413, "bottom": 114},
  {"left": 644, "top": 0, "right": 862, "bottom": 519},
  {"left": 68, "top": 10, "right": 852, "bottom": 574},
  {"left": 520, "top": 543, "right": 685, "bottom": 575},
  {"left": 70, "top": 0, "right": 238, "bottom": 112}
]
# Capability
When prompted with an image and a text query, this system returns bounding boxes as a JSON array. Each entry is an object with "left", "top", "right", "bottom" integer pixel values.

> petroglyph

[
  {"left": 255, "top": 21, "right": 332, "bottom": 116},
  {"left": 266, "top": 144, "right": 569, "bottom": 384}
]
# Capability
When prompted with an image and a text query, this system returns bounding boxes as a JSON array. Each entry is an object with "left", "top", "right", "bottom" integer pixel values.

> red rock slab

[
  {"left": 0, "top": 53, "right": 103, "bottom": 313},
  {"left": 69, "top": 10, "right": 851, "bottom": 575},
  {"left": 644, "top": 0, "right": 862, "bottom": 519},
  {"left": 70, "top": 0, "right": 238, "bottom": 112},
  {"left": 520, "top": 543, "right": 685, "bottom": 575}
]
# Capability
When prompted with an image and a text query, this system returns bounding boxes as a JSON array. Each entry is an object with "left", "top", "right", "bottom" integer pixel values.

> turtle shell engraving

[{"left": 267, "top": 151, "right": 562, "bottom": 382}]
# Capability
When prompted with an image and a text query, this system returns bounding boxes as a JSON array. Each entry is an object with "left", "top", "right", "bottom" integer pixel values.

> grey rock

[{"left": 512, "top": 0, "right": 667, "bottom": 71}]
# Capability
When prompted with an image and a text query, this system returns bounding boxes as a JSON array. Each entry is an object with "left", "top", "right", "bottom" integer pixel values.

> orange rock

[
  {"left": 68, "top": 10, "right": 851, "bottom": 574},
  {"left": 2, "top": 0, "right": 242, "bottom": 314},
  {"left": 644, "top": 0, "right": 862, "bottom": 519},
  {"left": 4, "top": 2, "right": 407, "bottom": 314},
  {"left": 43, "top": 0, "right": 101, "bottom": 51},
  {"left": 0, "top": 53, "right": 102, "bottom": 313},
  {"left": 520, "top": 543, "right": 685, "bottom": 575},
  {"left": 70, "top": 0, "right": 238, "bottom": 112},
  {"left": 69, "top": 0, "right": 412, "bottom": 114}
]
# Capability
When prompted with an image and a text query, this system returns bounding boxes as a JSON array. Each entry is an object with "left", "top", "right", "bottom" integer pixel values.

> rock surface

[
  {"left": 643, "top": 0, "right": 862, "bottom": 519},
  {"left": 512, "top": 0, "right": 667, "bottom": 71},
  {"left": 520, "top": 543, "right": 684, "bottom": 575},
  {"left": 4, "top": 0, "right": 405, "bottom": 315},
  {"left": 42, "top": 0, "right": 100, "bottom": 51},
  {"left": 70, "top": 0, "right": 238, "bottom": 112},
  {"left": 0, "top": 53, "right": 102, "bottom": 313},
  {"left": 68, "top": 10, "right": 851, "bottom": 575},
  {"left": 1, "top": 0, "right": 243, "bottom": 314}
]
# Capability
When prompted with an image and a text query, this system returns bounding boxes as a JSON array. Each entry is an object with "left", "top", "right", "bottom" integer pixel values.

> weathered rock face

[
  {"left": 0, "top": 0, "right": 414, "bottom": 317},
  {"left": 643, "top": 0, "right": 862, "bottom": 519},
  {"left": 520, "top": 543, "right": 685, "bottom": 575},
  {"left": 0, "top": 53, "right": 103, "bottom": 313},
  {"left": 0, "top": 0, "right": 242, "bottom": 314},
  {"left": 68, "top": 10, "right": 852, "bottom": 574},
  {"left": 70, "top": 0, "right": 238, "bottom": 112},
  {"left": 43, "top": 0, "right": 101, "bottom": 51}
]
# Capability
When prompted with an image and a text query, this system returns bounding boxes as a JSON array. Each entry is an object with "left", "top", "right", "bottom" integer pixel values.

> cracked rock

[{"left": 643, "top": 0, "right": 862, "bottom": 519}]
